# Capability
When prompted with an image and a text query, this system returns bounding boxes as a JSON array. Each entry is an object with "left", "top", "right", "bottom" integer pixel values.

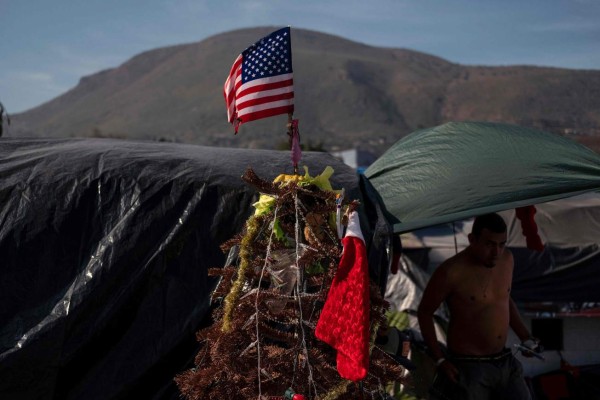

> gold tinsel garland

[{"left": 221, "top": 213, "right": 261, "bottom": 333}]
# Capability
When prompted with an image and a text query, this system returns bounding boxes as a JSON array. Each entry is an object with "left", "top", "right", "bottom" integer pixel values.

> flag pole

[
  {"left": 287, "top": 112, "right": 301, "bottom": 175},
  {"left": 286, "top": 113, "right": 296, "bottom": 175},
  {"left": 287, "top": 113, "right": 293, "bottom": 132}
]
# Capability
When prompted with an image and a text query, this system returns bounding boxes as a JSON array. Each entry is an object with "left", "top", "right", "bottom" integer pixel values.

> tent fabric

[
  {"left": 392, "top": 193, "right": 600, "bottom": 303},
  {"left": 365, "top": 121, "right": 600, "bottom": 234},
  {"left": 0, "top": 138, "right": 371, "bottom": 400},
  {"left": 503, "top": 194, "right": 600, "bottom": 302}
]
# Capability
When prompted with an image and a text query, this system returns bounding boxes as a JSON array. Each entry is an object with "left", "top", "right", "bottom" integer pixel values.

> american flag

[{"left": 223, "top": 27, "right": 294, "bottom": 133}]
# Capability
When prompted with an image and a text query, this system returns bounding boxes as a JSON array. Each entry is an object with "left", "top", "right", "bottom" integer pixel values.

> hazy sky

[{"left": 1, "top": 0, "right": 599, "bottom": 113}]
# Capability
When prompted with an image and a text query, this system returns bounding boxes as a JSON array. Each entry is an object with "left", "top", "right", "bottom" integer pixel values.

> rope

[
  {"left": 255, "top": 204, "right": 280, "bottom": 399},
  {"left": 294, "top": 191, "right": 318, "bottom": 398},
  {"left": 452, "top": 221, "right": 458, "bottom": 254}
]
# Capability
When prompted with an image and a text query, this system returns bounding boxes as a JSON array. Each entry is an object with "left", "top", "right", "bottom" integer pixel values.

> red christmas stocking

[{"left": 315, "top": 212, "right": 370, "bottom": 381}]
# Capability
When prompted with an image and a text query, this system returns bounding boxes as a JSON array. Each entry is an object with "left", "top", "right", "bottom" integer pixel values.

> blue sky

[{"left": 1, "top": 0, "right": 599, "bottom": 113}]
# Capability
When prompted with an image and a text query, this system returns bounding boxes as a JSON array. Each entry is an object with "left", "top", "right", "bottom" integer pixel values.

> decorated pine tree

[{"left": 175, "top": 167, "right": 407, "bottom": 399}]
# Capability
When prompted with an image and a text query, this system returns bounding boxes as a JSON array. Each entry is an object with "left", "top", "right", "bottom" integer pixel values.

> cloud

[
  {"left": 528, "top": 20, "right": 600, "bottom": 33},
  {"left": 3, "top": 71, "right": 65, "bottom": 93},
  {"left": 0, "top": 41, "right": 129, "bottom": 113},
  {"left": 12, "top": 72, "right": 54, "bottom": 84},
  {"left": 0, "top": 70, "right": 69, "bottom": 113},
  {"left": 50, "top": 44, "right": 126, "bottom": 77}
]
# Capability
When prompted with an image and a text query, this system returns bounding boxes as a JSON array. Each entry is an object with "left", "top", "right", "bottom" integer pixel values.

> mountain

[{"left": 7, "top": 27, "right": 600, "bottom": 154}]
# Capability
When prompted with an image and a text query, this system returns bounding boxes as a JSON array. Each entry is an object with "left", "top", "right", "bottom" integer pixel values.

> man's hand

[
  {"left": 438, "top": 359, "right": 460, "bottom": 383},
  {"left": 516, "top": 337, "right": 544, "bottom": 360}
]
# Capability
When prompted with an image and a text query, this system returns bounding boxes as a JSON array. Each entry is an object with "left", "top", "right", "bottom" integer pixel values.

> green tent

[{"left": 365, "top": 121, "right": 600, "bottom": 233}]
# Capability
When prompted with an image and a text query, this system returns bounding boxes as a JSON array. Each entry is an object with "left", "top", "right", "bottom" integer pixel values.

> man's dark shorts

[{"left": 429, "top": 348, "right": 532, "bottom": 400}]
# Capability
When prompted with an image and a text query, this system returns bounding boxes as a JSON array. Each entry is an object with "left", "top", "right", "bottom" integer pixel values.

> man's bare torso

[{"left": 444, "top": 250, "right": 514, "bottom": 355}]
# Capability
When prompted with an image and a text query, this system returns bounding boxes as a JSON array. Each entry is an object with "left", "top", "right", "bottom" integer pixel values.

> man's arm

[
  {"left": 418, "top": 263, "right": 460, "bottom": 381},
  {"left": 506, "top": 251, "right": 530, "bottom": 341},
  {"left": 509, "top": 297, "right": 543, "bottom": 357},
  {"left": 417, "top": 264, "right": 451, "bottom": 363},
  {"left": 509, "top": 297, "right": 531, "bottom": 341}
]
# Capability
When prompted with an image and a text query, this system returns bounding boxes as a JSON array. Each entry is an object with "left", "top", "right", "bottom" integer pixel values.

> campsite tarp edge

[{"left": 392, "top": 188, "right": 600, "bottom": 234}]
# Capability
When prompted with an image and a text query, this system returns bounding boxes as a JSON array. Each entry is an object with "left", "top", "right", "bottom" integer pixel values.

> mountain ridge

[{"left": 7, "top": 27, "right": 600, "bottom": 154}]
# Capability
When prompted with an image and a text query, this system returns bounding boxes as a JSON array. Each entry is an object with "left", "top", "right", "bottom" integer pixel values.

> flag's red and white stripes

[
  {"left": 224, "top": 61, "right": 294, "bottom": 128},
  {"left": 223, "top": 28, "right": 294, "bottom": 133},
  {"left": 224, "top": 55, "right": 242, "bottom": 124}
]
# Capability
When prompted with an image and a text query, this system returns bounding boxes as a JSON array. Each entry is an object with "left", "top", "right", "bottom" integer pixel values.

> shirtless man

[{"left": 417, "top": 213, "right": 538, "bottom": 400}]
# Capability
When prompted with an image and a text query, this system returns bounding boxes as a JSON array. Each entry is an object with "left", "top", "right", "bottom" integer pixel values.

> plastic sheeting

[
  {"left": 365, "top": 121, "right": 600, "bottom": 233},
  {"left": 504, "top": 194, "right": 600, "bottom": 302},
  {"left": 0, "top": 138, "right": 369, "bottom": 400},
  {"left": 388, "top": 193, "right": 600, "bottom": 303}
]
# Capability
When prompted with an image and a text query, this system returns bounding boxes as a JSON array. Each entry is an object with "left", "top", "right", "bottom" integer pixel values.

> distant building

[{"left": 330, "top": 149, "right": 377, "bottom": 174}]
